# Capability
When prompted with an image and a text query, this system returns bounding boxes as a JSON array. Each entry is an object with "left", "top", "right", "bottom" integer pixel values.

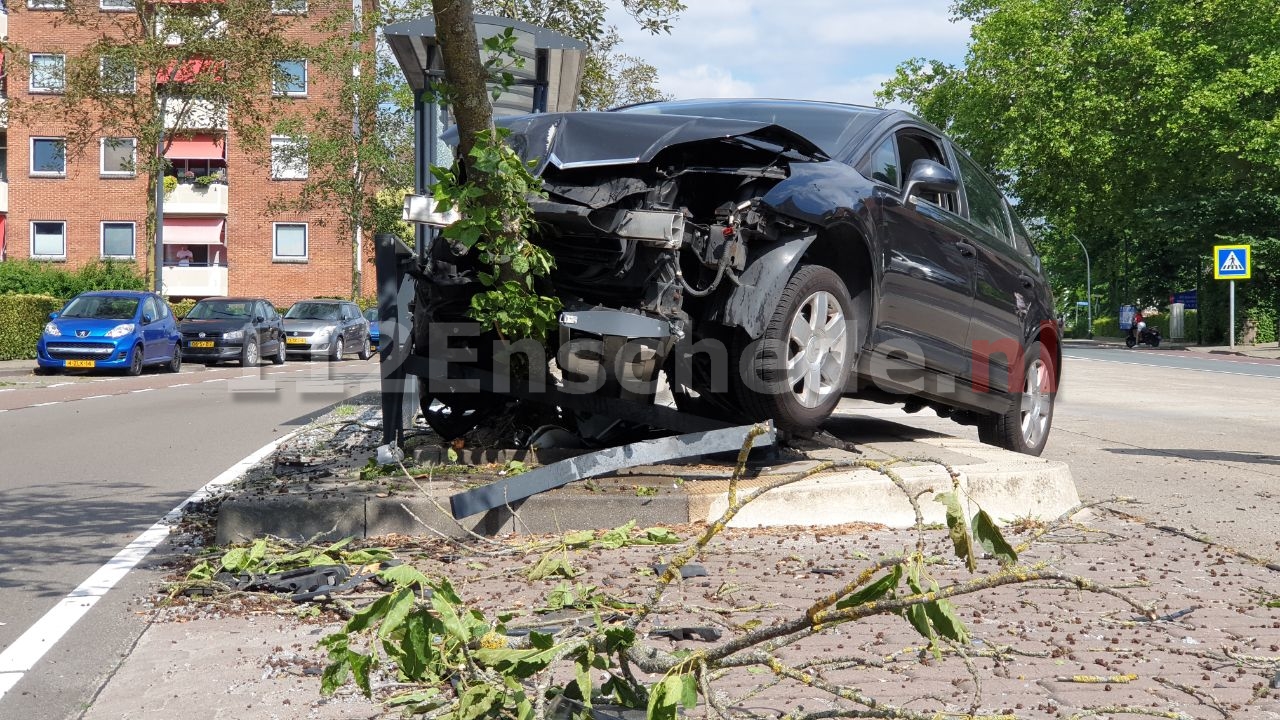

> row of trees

[
  {"left": 2, "top": 0, "right": 685, "bottom": 299},
  {"left": 878, "top": 0, "right": 1280, "bottom": 342}
]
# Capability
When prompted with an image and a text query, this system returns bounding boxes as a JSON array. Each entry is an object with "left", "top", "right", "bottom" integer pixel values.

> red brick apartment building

[{"left": 0, "top": 0, "right": 373, "bottom": 306}]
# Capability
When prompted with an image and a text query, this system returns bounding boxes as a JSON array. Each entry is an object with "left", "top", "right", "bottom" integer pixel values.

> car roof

[
  {"left": 291, "top": 299, "right": 349, "bottom": 304},
  {"left": 194, "top": 297, "right": 269, "bottom": 303},
  {"left": 76, "top": 290, "right": 152, "bottom": 298}
]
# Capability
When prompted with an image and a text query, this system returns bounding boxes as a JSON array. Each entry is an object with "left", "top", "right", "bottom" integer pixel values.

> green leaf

[
  {"left": 640, "top": 527, "right": 681, "bottom": 544},
  {"left": 647, "top": 675, "right": 684, "bottom": 720},
  {"left": 319, "top": 655, "right": 350, "bottom": 696},
  {"left": 379, "top": 563, "right": 430, "bottom": 590},
  {"left": 446, "top": 447, "right": 459, "bottom": 463},
  {"left": 835, "top": 565, "right": 902, "bottom": 610},
  {"left": 562, "top": 530, "right": 595, "bottom": 548},
  {"left": 349, "top": 650, "right": 374, "bottom": 697},
  {"left": 220, "top": 547, "right": 249, "bottom": 572},
  {"left": 385, "top": 689, "right": 444, "bottom": 709},
  {"left": 377, "top": 587, "right": 415, "bottom": 639},
  {"left": 598, "top": 520, "right": 636, "bottom": 550},
  {"left": 923, "top": 598, "right": 970, "bottom": 644},
  {"left": 430, "top": 588, "right": 470, "bottom": 644},
  {"left": 345, "top": 592, "right": 394, "bottom": 634},
  {"left": 603, "top": 626, "right": 636, "bottom": 653},
  {"left": 972, "top": 509, "right": 1018, "bottom": 565},
  {"left": 680, "top": 674, "right": 698, "bottom": 708},
  {"left": 935, "top": 491, "right": 977, "bottom": 572},
  {"left": 527, "top": 552, "right": 577, "bottom": 581},
  {"left": 322, "top": 537, "right": 354, "bottom": 555}
]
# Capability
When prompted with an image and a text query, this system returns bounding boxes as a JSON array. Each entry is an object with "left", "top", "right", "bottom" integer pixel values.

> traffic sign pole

[{"left": 1229, "top": 280, "right": 1235, "bottom": 349}]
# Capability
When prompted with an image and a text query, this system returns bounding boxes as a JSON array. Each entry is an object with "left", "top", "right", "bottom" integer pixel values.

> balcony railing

[
  {"left": 161, "top": 264, "right": 229, "bottom": 298},
  {"left": 164, "top": 181, "right": 228, "bottom": 215}
]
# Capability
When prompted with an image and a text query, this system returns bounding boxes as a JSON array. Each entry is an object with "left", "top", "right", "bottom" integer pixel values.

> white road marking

[
  {"left": 129, "top": 388, "right": 154, "bottom": 394},
  {"left": 1066, "top": 354, "right": 1280, "bottom": 379},
  {"left": 0, "top": 431, "right": 300, "bottom": 700},
  {"left": 170, "top": 383, "right": 191, "bottom": 388},
  {"left": 31, "top": 402, "right": 60, "bottom": 407},
  {"left": 83, "top": 395, "right": 112, "bottom": 400},
  {"left": 202, "top": 378, "right": 224, "bottom": 383},
  {"left": 0, "top": 389, "right": 13, "bottom": 393},
  {"left": 47, "top": 383, "right": 73, "bottom": 388}
]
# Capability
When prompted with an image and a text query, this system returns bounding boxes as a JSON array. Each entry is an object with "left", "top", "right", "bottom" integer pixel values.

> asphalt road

[{"left": 0, "top": 359, "right": 381, "bottom": 720}]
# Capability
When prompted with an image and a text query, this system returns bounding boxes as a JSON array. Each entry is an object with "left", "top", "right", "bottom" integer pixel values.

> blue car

[
  {"left": 363, "top": 307, "right": 380, "bottom": 355},
  {"left": 37, "top": 290, "right": 182, "bottom": 375}
]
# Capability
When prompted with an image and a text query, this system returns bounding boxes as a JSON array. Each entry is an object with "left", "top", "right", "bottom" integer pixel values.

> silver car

[{"left": 282, "top": 300, "right": 371, "bottom": 360}]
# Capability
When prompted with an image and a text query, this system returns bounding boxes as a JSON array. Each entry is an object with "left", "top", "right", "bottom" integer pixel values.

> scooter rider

[{"left": 1128, "top": 309, "right": 1144, "bottom": 347}]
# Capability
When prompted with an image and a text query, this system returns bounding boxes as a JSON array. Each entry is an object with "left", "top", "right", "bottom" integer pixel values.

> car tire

[
  {"left": 272, "top": 339, "right": 286, "bottom": 365},
  {"left": 358, "top": 334, "right": 372, "bottom": 360},
  {"left": 33, "top": 366, "right": 57, "bottom": 376},
  {"left": 164, "top": 345, "right": 182, "bottom": 373},
  {"left": 331, "top": 337, "right": 344, "bottom": 362},
  {"left": 127, "top": 344, "right": 144, "bottom": 376},
  {"left": 241, "top": 339, "right": 259, "bottom": 367},
  {"left": 733, "top": 265, "right": 856, "bottom": 435},
  {"left": 976, "top": 340, "right": 1055, "bottom": 456}
]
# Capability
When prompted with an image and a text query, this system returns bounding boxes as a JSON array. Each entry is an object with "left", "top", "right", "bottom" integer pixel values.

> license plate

[
  {"left": 189, "top": 340, "right": 215, "bottom": 348},
  {"left": 286, "top": 337, "right": 308, "bottom": 345},
  {"left": 65, "top": 359, "right": 96, "bottom": 368}
]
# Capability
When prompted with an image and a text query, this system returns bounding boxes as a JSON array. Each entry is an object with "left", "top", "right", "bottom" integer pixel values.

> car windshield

[
  {"left": 616, "top": 100, "right": 884, "bottom": 157},
  {"left": 186, "top": 300, "right": 253, "bottom": 319},
  {"left": 286, "top": 302, "right": 341, "bottom": 321},
  {"left": 60, "top": 296, "right": 140, "bottom": 320},
  {"left": 363, "top": 308, "right": 378, "bottom": 323}
]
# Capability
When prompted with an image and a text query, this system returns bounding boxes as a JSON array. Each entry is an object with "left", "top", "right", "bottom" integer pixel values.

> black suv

[{"left": 177, "top": 297, "right": 286, "bottom": 367}]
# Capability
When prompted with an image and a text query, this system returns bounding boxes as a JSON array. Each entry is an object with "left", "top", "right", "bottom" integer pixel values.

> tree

[
  {"left": 878, "top": 0, "right": 1280, "bottom": 336},
  {"left": 3, "top": 0, "right": 314, "bottom": 289}
]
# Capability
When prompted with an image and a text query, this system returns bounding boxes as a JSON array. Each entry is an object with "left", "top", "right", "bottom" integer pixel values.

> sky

[{"left": 606, "top": 0, "right": 973, "bottom": 107}]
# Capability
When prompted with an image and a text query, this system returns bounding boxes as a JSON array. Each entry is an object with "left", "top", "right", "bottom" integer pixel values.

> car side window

[
  {"left": 859, "top": 136, "right": 899, "bottom": 188},
  {"left": 955, "top": 152, "right": 1012, "bottom": 244},
  {"left": 896, "top": 131, "right": 957, "bottom": 213},
  {"left": 158, "top": 299, "right": 171, "bottom": 320},
  {"left": 1007, "top": 205, "right": 1039, "bottom": 261}
]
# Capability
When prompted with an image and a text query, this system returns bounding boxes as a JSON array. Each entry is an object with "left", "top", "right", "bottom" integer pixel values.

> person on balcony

[{"left": 175, "top": 245, "right": 194, "bottom": 266}]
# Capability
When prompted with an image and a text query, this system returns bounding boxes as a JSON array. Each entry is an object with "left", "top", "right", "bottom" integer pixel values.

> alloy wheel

[
  {"left": 1019, "top": 357, "right": 1051, "bottom": 449},
  {"left": 784, "top": 290, "right": 849, "bottom": 409}
]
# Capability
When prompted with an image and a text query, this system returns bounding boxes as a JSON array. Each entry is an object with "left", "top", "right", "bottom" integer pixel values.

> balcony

[
  {"left": 0, "top": 180, "right": 7, "bottom": 213},
  {"left": 0, "top": 15, "right": 7, "bottom": 42},
  {"left": 162, "top": 264, "right": 229, "bottom": 298},
  {"left": 162, "top": 98, "right": 227, "bottom": 130},
  {"left": 164, "top": 182, "right": 228, "bottom": 215}
]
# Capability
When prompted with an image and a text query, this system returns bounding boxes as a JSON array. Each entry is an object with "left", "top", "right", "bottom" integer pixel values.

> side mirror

[
  {"left": 254, "top": 315, "right": 265, "bottom": 324},
  {"left": 900, "top": 160, "right": 959, "bottom": 204},
  {"left": 49, "top": 311, "right": 60, "bottom": 320},
  {"left": 142, "top": 313, "right": 156, "bottom": 325}
]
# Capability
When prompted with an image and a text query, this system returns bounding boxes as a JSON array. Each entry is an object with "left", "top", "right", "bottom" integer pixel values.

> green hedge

[
  {"left": 0, "top": 294, "right": 63, "bottom": 360},
  {"left": 169, "top": 298, "right": 197, "bottom": 319},
  {"left": 0, "top": 259, "right": 146, "bottom": 297}
]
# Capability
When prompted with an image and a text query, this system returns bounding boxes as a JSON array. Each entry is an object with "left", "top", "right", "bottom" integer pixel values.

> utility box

[{"left": 1169, "top": 302, "right": 1186, "bottom": 339}]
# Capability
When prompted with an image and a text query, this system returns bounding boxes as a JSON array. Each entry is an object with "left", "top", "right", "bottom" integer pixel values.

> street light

[{"left": 1071, "top": 233, "right": 1092, "bottom": 339}]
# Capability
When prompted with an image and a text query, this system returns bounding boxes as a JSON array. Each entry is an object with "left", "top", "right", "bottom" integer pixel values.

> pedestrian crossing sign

[{"left": 1214, "top": 244, "right": 1250, "bottom": 280}]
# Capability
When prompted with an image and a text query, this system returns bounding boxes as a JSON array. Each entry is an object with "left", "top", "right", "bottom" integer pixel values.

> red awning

[
  {"left": 163, "top": 217, "right": 225, "bottom": 245},
  {"left": 156, "top": 59, "right": 224, "bottom": 84},
  {"left": 164, "top": 134, "right": 225, "bottom": 160}
]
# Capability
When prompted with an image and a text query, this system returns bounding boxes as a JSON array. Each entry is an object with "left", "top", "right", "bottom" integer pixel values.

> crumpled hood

[{"left": 446, "top": 112, "right": 829, "bottom": 174}]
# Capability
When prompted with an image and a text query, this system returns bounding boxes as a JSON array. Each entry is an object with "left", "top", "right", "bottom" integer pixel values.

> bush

[
  {"left": 0, "top": 259, "right": 146, "bottom": 298},
  {"left": 1242, "top": 307, "right": 1277, "bottom": 345},
  {"left": 0, "top": 294, "right": 62, "bottom": 360},
  {"left": 169, "top": 298, "right": 197, "bottom": 319}
]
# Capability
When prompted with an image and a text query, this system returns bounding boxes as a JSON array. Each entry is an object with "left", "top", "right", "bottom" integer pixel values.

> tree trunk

[{"left": 431, "top": 0, "right": 495, "bottom": 169}]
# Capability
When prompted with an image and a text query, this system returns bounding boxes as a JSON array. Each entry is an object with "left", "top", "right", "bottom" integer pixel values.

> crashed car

[{"left": 415, "top": 98, "right": 1059, "bottom": 455}]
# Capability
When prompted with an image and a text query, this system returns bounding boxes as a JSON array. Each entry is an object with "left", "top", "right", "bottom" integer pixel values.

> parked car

[
  {"left": 363, "top": 307, "right": 380, "bottom": 355},
  {"left": 37, "top": 290, "right": 182, "bottom": 375},
  {"left": 419, "top": 98, "right": 1060, "bottom": 454},
  {"left": 178, "top": 297, "right": 286, "bottom": 367},
  {"left": 282, "top": 300, "right": 371, "bottom": 360}
]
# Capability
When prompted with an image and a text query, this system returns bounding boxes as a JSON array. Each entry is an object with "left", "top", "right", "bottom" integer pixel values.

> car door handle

[
  {"left": 954, "top": 241, "right": 976, "bottom": 258},
  {"left": 1018, "top": 274, "right": 1035, "bottom": 289}
]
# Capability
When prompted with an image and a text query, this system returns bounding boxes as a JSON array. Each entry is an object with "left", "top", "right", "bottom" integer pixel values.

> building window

[
  {"left": 28, "top": 0, "right": 65, "bottom": 9},
  {"left": 31, "top": 138, "right": 68, "bottom": 177},
  {"left": 270, "top": 136, "right": 308, "bottom": 179},
  {"left": 272, "top": 60, "right": 307, "bottom": 96},
  {"left": 100, "top": 0, "right": 135, "bottom": 10},
  {"left": 99, "top": 56, "right": 137, "bottom": 94},
  {"left": 271, "top": 0, "right": 306, "bottom": 14},
  {"left": 30, "top": 54, "right": 66, "bottom": 93},
  {"left": 102, "top": 223, "right": 136, "bottom": 258},
  {"left": 273, "top": 223, "right": 308, "bottom": 260},
  {"left": 101, "top": 138, "right": 137, "bottom": 176},
  {"left": 32, "top": 222, "right": 68, "bottom": 259}
]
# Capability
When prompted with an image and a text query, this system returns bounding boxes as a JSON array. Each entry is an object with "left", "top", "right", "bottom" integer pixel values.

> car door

[
  {"left": 253, "top": 301, "right": 273, "bottom": 351},
  {"left": 952, "top": 149, "right": 1029, "bottom": 394},
  {"left": 343, "top": 304, "right": 361, "bottom": 346},
  {"left": 861, "top": 129, "right": 977, "bottom": 378},
  {"left": 141, "top": 296, "right": 167, "bottom": 362}
]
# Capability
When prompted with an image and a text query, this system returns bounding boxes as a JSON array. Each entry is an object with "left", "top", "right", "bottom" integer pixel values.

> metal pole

[
  {"left": 1071, "top": 234, "right": 1091, "bottom": 338},
  {"left": 154, "top": 136, "right": 165, "bottom": 294},
  {"left": 1229, "top": 280, "right": 1235, "bottom": 350}
]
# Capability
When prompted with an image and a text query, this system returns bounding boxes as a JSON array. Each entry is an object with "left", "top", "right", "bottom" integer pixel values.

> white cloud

[{"left": 605, "top": 0, "right": 971, "bottom": 104}]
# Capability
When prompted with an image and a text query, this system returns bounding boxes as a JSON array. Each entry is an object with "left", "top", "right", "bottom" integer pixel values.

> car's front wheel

[
  {"left": 241, "top": 339, "right": 259, "bottom": 367},
  {"left": 734, "top": 265, "right": 856, "bottom": 434},
  {"left": 272, "top": 338, "right": 286, "bottom": 365},
  {"left": 127, "top": 344, "right": 144, "bottom": 376},
  {"left": 331, "top": 337, "right": 344, "bottom": 361},
  {"left": 977, "top": 340, "right": 1055, "bottom": 456}
]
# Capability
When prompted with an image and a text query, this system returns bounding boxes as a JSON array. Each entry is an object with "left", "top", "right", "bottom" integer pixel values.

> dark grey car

[
  {"left": 282, "top": 300, "right": 371, "bottom": 360},
  {"left": 419, "top": 99, "right": 1060, "bottom": 455}
]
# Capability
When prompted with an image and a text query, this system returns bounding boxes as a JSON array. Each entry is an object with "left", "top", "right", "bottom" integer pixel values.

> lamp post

[{"left": 1071, "top": 234, "right": 1091, "bottom": 338}]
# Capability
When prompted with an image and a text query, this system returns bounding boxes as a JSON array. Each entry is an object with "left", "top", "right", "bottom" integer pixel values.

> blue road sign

[
  {"left": 1171, "top": 290, "right": 1197, "bottom": 310},
  {"left": 1214, "top": 245, "right": 1251, "bottom": 280}
]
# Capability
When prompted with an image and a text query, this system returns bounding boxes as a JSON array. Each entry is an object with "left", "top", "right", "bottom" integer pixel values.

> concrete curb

[{"left": 216, "top": 436, "right": 1077, "bottom": 543}]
